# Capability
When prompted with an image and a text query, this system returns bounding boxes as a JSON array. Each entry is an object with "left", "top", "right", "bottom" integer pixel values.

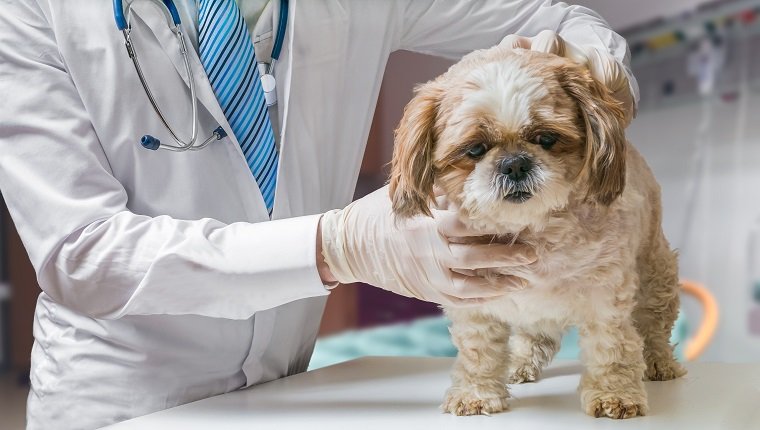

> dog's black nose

[{"left": 500, "top": 155, "right": 534, "bottom": 182}]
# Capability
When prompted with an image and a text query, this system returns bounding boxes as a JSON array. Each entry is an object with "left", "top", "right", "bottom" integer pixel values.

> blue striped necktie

[{"left": 198, "top": 0, "right": 278, "bottom": 214}]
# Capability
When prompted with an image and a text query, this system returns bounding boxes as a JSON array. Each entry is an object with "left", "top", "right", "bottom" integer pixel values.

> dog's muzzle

[{"left": 496, "top": 154, "right": 539, "bottom": 203}]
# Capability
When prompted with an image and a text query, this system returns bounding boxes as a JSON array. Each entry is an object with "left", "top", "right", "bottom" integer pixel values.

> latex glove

[
  {"left": 320, "top": 186, "right": 535, "bottom": 307},
  {"left": 501, "top": 30, "right": 635, "bottom": 125}
]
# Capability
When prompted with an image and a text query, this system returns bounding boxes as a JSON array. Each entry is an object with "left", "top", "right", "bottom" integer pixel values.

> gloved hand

[
  {"left": 319, "top": 186, "right": 535, "bottom": 306},
  {"left": 500, "top": 29, "right": 635, "bottom": 125}
]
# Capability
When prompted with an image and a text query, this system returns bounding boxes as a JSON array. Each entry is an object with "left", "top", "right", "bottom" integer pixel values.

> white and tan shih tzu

[{"left": 388, "top": 43, "right": 686, "bottom": 419}]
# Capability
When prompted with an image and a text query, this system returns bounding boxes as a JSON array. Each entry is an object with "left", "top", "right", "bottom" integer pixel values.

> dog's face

[{"left": 389, "top": 48, "right": 628, "bottom": 231}]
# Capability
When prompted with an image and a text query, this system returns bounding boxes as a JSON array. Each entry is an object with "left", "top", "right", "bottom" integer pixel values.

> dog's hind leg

[
  {"left": 633, "top": 237, "right": 687, "bottom": 381},
  {"left": 506, "top": 323, "right": 562, "bottom": 384},
  {"left": 442, "top": 308, "right": 511, "bottom": 416}
]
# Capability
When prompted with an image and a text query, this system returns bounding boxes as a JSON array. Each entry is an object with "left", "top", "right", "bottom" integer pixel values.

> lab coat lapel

[
  {"left": 271, "top": 0, "right": 349, "bottom": 219},
  {"left": 129, "top": 5, "right": 270, "bottom": 220}
]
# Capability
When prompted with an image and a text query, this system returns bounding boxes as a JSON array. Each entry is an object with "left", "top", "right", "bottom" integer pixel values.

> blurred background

[{"left": 2, "top": 0, "right": 759, "bottom": 427}]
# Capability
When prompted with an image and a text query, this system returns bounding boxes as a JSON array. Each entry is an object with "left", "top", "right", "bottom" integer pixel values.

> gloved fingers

[
  {"left": 398, "top": 273, "right": 527, "bottom": 307},
  {"left": 434, "top": 209, "right": 469, "bottom": 236},
  {"left": 581, "top": 47, "right": 634, "bottom": 123},
  {"left": 488, "top": 273, "right": 529, "bottom": 291},
  {"left": 399, "top": 278, "right": 499, "bottom": 306},
  {"left": 517, "top": 31, "right": 618, "bottom": 90},
  {"left": 433, "top": 187, "right": 452, "bottom": 210},
  {"left": 451, "top": 268, "right": 477, "bottom": 277},
  {"left": 448, "top": 243, "right": 537, "bottom": 270},
  {"left": 444, "top": 273, "right": 512, "bottom": 299},
  {"left": 437, "top": 294, "right": 495, "bottom": 308},
  {"left": 455, "top": 272, "right": 527, "bottom": 292},
  {"left": 501, "top": 31, "right": 577, "bottom": 59},
  {"left": 529, "top": 29, "right": 565, "bottom": 56},
  {"left": 499, "top": 34, "right": 532, "bottom": 50},
  {"left": 443, "top": 273, "right": 527, "bottom": 300},
  {"left": 434, "top": 210, "right": 490, "bottom": 238},
  {"left": 449, "top": 268, "right": 527, "bottom": 288},
  {"left": 498, "top": 30, "right": 633, "bottom": 122},
  {"left": 558, "top": 37, "right": 590, "bottom": 65},
  {"left": 433, "top": 196, "right": 448, "bottom": 210},
  {"left": 572, "top": 44, "right": 632, "bottom": 107},
  {"left": 583, "top": 46, "right": 621, "bottom": 89},
  {"left": 499, "top": 31, "right": 634, "bottom": 120}
]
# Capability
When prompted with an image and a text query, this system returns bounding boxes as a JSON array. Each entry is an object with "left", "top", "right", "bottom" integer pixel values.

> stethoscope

[{"left": 112, "top": 0, "right": 288, "bottom": 152}]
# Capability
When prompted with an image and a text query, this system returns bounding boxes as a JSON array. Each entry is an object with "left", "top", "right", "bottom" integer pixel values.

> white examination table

[{"left": 104, "top": 357, "right": 760, "bottom": 430}]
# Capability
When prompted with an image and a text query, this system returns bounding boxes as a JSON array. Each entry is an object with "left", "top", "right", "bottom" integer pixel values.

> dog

[{"left": 388, "top": 44, "right": 686, "bottom": 419}]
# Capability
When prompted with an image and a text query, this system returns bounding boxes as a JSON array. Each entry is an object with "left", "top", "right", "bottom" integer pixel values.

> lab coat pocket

[
  {"left": 28, "top": 299, "right": 62, "bottom": 400},
  {"left": 28, "top": 341, "right": 54, "bottom": 399},
  {"left": 291, "top": 0, "right": 348, "bottom": 66}
]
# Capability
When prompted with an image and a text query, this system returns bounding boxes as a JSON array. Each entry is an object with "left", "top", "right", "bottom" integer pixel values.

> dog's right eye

[
  {"left": 534, "top": 133, "right": 558, "bottom": 148},
  {"left": 466, "top": 143, "right": 488, "bottom": 159}
]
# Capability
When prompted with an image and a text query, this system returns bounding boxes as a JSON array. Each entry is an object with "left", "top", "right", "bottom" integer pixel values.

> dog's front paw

[
  {"left": 584, "top": 393, "right": 647, "bottom": 420},
  {"left": 507, "top": 364, "right": 540, "bottom": 384},
  {"left": 442, "top": 386, "right": 510, "bottom": 416},
  {"left": 585, "top": 396, "right": 646, "bottom": 419},
  {"left": 644, "top": 359, "right": 686, "bottom": 381}
]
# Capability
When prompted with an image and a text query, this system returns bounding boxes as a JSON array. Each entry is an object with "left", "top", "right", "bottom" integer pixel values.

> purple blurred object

[
  {"left": 750, "top": 306, "right": 760, "bottom": 336},
  {"left": 356, "top": 284, "right": 441, "bottom": 328}
]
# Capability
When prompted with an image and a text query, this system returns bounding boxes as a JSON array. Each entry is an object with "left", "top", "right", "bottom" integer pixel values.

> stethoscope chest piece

[{"left": 140, "top": 126, "right": 227, "bottom": 151}]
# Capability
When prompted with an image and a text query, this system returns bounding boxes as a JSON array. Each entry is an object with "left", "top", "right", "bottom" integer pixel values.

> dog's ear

[
  {"left": 389, "top": 81, "right": 443, "bottom": 218},
  {"left": 558, "top": 65, "right": 627, "bottom": 206}
]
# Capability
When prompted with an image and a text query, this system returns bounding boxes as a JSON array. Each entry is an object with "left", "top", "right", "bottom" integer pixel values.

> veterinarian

[{"left": 0, "top": 1, "right": 637, "bottom": 428}]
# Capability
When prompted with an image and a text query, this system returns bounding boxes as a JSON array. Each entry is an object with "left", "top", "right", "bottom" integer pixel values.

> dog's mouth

[{"left": 504, "top": 191, "right": 533, "bottom": 203}]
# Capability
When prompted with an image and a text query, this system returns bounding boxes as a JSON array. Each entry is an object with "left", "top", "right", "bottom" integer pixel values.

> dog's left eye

[
  {"left": 534, "top": 134, "right": 558, "bottom": 147},
  {"left": 466, "top": 143, "right": 488, "bottom": 158}
]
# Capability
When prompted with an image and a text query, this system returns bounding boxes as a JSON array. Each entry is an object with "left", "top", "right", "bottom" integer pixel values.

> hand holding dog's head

[{"left": 389, "top": 49, "right": 628, "bottom": 230}]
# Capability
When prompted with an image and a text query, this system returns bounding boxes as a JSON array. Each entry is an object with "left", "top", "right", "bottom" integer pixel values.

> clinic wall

[
  {"left": 624, "top": 11, "right": 760, "bottom": 361},
  {"left": 575, "top": 0, "right": 717, "bottom": 30},
  {"left": 627, "top": 93, "right": 760, "bottom": 362},
  {"left": 372, "top": 51, "right": 454, "bottom": 165},
  {"left": 1, "top": 202, "right": 39, "bottom": 371},
  {"left": 0, "top": 199, "right": 7, "bottom": 369}
]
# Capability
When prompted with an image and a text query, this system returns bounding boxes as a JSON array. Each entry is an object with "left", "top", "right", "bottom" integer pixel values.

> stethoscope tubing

[
  {"left": 115, "top": 0, "right": 228, "bottom": 151},
  {"left": 114, "top": 0, "right": 284, "bottom": 151},
  {"left": 114, "top": 0, "right": 180, "bottom": 31},
  {"left": 124, "top": 26, "right": 203, "bottom": 150},
  {"left": 272, "top": 0, "right": 288, "bottom": 62}
]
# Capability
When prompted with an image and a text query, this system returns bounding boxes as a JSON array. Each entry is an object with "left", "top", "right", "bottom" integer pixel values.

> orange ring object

[{"left": 680, "top": 279, "right": 719, "bottom": 361}]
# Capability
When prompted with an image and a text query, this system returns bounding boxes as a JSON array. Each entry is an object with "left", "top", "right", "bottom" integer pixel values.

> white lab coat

[{"left": 0, "top": 1, "right": 634, "bottom": 429}]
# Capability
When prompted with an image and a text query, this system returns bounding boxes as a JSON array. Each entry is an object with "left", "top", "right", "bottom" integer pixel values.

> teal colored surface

[{"left": 308, "top": 313, "right": 688, "bottom": 370}]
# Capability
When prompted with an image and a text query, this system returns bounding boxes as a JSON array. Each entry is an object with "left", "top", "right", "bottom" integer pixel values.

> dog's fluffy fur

[{"left": 389, "top": 46, "right": 686, "bottom": 419}]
